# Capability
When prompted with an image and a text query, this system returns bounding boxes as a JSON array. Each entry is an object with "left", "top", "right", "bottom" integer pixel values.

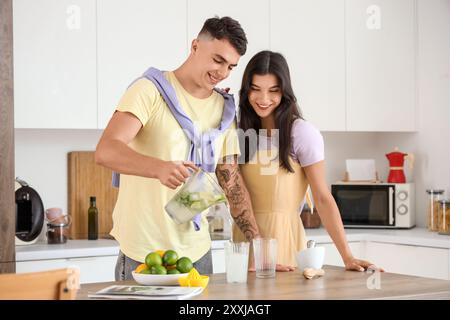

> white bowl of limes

[
  {"left": 132, "top": 271, "right": 189, "bottom": 286},
  {"left": 132, "top": 250, "right": 193, "bottom": 286}
]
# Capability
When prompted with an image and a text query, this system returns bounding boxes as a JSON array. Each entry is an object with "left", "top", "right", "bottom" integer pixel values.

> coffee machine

[
  {"left": 15, "top": 178, "right": 45, "bottom": 245},
  {"left": 385, "top": 148, "right": 414, "bottom": 183}
]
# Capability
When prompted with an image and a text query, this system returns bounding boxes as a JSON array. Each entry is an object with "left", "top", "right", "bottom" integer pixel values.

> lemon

[
  {"left": 189, "top": 276, "right": 209, "bottom": 288},
  {"left": 187, "top": 268, "right": 201, "bottom": 280},
  {"left": 155, "top": 250, "right": 165, "bottom": 258},
  {"left": 135, "top": 263, "right": 148, "bottom": 273},
  {"left": 178, "top": 268, "right": 209, "bottom": 288}
]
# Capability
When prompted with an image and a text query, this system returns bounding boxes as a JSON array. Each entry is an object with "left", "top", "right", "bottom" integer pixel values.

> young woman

[{"left": 233, "top": 51, "right": 383, "bottom": 272}]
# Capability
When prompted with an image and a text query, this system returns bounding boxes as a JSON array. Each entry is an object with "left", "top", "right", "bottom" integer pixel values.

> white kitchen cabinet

[
  {"left": 13, "top": 0, "right": 97, "bottom": 129},
  {"left": 211, "top": 248, "right": 226, "bottom": 274},
  {"left": 96, "top": 0, "right": 188, "bottom": 129},
  {"left": 365, "top": 242, "right": 449, "bottom": 280},
  {"left": 345, "top": 0, "right": 417, "bottom": 131},
  {"left": 187, "top": 0, "right": 270, "bottom": 102},
  {"left": 321, "top": 242, "right": 365, "bottom": 267},
  {"left": 16, "top": 255, "right": 118, "bottom": 284},
  {"left": 270, "top": 0, "right": 346, "bottom": 131}
]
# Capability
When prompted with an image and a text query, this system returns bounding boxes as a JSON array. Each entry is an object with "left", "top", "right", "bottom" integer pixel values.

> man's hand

[{"left": 156, "top": 160, "right": 198, "bottom": 189}]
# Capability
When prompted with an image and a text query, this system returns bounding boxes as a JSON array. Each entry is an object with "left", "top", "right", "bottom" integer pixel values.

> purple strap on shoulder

[{"left": 112, "top": 67, "right": 236, "bottom": 231}]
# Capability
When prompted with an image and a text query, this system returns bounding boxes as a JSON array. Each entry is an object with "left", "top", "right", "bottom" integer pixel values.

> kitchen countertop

[
  {"left": 15, "top": 239, "right": 121, "bottom": 261},
  {"left": 77, "top": 265, "right": 450, "bottom": 300},
  {"left": 15, "top": 234, "right": 231, "bottom": 262},
  {"left": 15, "top": 228, "right": 450, "bottom": 262},
  {"left": 305, "top": 227, "right": 450, "bottom": 249}
]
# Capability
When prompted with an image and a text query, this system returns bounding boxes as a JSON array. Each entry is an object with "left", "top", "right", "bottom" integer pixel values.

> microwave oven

[{"left": 331, "top": 183, "right": 415, "bottom": 229}]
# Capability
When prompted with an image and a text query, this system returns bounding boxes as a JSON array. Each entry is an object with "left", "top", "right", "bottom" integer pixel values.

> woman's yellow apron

[{"left": 232, "top": 149, "right": 309, "bottom": 266}]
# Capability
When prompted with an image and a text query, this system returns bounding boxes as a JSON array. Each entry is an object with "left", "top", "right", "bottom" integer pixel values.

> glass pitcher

[{"left": 164, "top": 169, "right": 228, "bottom": 224}]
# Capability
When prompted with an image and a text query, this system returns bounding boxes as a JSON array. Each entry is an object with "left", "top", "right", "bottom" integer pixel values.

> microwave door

[
  {"left": 334, "top": 185, "right": 394, "bottom": 228},
  {"left": 388, "top": 186, "right": 395, "bottom": 226}
]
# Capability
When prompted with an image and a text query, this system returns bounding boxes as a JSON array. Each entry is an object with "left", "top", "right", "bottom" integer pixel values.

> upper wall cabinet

[
  {"left": 96, "top": 0, "right": 188, "bottom": 129},
  {"left": 187, "top": 0, "right": 270, "bottom": 103},
  {"left": 14, "top": 0, "right": 97, "bottom": 129},
  {"left": 271, "top": 0, "right": 346, "bottom": 131},
  {"left": 13, "top": 0, "right": 417, "bottom": 132},
  {"left": 346, "top": 0, "right": 416, "bottom": 131}
]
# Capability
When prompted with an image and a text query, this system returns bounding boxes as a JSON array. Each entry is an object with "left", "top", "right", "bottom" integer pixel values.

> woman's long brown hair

[{"left": 238, "top": 50, "right": 303, "bottom": 173}]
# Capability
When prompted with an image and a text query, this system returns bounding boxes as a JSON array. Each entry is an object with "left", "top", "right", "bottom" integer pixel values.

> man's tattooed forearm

[
  {"left": 216, "top": 161, "right": 260, "bottom": 240},
  {"left": 217, "top": 166, "right": 244, "bottom": 207},
  {"left": 234, "top": 210, "right": 259, "bottom": 241},
  {"left": 217, "top": 167, "right": 231, "bottom": 184},
  {"left": 228, "top": 182, "right": 245, "bottom": 205}
]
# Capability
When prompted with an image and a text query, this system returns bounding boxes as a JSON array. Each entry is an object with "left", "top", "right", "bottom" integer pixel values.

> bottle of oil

[{"left": 88, "top": 196, "right": 98, "bottom": 240}]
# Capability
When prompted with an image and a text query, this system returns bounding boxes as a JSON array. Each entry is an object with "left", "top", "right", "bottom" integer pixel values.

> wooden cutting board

[{"left": 68, "top": 151, "right": 118, "bottom": 239}]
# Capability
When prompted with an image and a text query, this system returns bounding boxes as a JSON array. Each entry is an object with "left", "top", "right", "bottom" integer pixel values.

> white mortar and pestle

[{"left": 296, "top": 240, "right": 326, "bottom": 279}]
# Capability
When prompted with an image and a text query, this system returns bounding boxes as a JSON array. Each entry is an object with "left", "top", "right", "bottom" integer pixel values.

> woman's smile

[
  {"left": 248, "top": 74, "right": 282, "bottom": 119},
  {"left": 255, "top": 103, "right": 272, "bottom": 110}
]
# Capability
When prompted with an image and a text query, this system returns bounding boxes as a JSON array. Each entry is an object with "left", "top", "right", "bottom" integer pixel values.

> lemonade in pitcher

[{"left": 165, "top": 169, "right": 228, "bottom": 224}]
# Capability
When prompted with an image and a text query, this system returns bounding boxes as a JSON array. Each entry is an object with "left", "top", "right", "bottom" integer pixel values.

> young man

[{"left": 95, "top": 16, "right": 260, "bottom": 280}]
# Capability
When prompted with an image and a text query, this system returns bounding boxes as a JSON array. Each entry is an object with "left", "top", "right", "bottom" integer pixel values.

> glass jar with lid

[
  {"left": 438, "top": 199, "right": 450, "bottom": 235},
  {"left": 426, "top": 189, "right": 445, "bottom": 231}
]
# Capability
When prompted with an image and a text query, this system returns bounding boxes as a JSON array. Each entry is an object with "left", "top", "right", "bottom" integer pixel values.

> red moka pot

[{"left": 386, "top": 149, "right": 414, "bottom": 183}]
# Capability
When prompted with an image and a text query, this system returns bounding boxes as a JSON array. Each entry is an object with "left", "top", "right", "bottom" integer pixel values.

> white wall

[
  {"left": 374, "top": 0, "right": 450, "bottom": 228},
  {"left": 14, "top": 129, "right": 386, "bottom": 220},
  {"left": 314, "top": 0, "right": 450, "bottom": 228},
  {"left": 15, "top": 129, "right": 102, "bottom": 215}
]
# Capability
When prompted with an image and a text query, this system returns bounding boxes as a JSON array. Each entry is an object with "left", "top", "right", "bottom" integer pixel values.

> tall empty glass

[
  {"left": 224, "top": 241, "right": 250, "bottom": 283},
  {"left": 253, "top": 238, "right": 277, "bottom": 278}
]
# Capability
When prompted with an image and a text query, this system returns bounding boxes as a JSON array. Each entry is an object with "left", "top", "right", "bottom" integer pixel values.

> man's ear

[{"left": 191, "top": 39, "right": 199, "bottom": 53}]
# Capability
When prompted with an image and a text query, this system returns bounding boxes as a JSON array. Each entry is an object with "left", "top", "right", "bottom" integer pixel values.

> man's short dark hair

[{"left": 198, "top": 16, "right": 247, "bottom": 56}]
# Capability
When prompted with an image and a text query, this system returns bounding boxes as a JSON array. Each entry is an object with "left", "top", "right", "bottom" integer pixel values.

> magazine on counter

[{"left": 88, "top": 285, "right": 204, "bottom": 300}]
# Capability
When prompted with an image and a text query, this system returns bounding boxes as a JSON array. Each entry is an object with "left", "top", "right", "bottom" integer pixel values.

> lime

[
  {"left": 176, "top": 257, "right": 193, "bottom": 273},
  {"left": 145, "top": 252, "right": 162, "bottom": 268},
  {"left": 167, "top": 269, "right": 181, "bottom": 275},
  {"left": 190, "top": 201, "right": 204, "bottom": 211},
  {"left": 162, "top": 250, "right": 178, "bottom": 266},
  {"left": 151, "top": 265, "right": 167, "bottom": 275},
  {"left": 140, "top": 268, "right": 152, "bottom": 274},
  {"left": 166, "top": 264, "right": 177, "bottom": 270}
]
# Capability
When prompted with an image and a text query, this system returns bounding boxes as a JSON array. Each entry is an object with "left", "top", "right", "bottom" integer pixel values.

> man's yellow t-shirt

[{"left": 110, "top": 71, "right": 240, "bottom": 263}]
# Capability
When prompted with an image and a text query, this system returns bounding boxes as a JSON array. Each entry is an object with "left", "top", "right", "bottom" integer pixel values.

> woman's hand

[
  {"left": 275, "top": 264, "right": 295, "bottom": 272},
  {"left": 247, "top": 258, "right": 295, "bottom": 272},
  {"left": 344, "top": 257, "right": 385, "bottom": 272}
]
